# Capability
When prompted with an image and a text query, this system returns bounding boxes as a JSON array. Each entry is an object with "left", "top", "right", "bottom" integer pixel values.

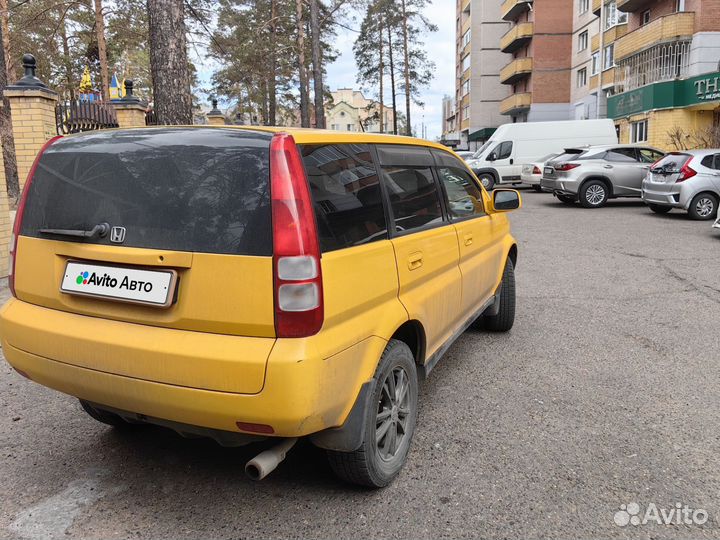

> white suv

[{"left": 642, "top": 150, "right": 720, "bottom": 220}]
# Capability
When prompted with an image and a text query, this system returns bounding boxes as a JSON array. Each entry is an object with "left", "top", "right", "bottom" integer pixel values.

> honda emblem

[{"left": 110, "top": 226, "right": 126, "bottom": 244}]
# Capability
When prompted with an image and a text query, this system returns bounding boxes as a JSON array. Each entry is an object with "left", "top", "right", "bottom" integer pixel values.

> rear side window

[
  {"left": 607, "top": 148, "right": 639, "bottom": 162},
  {"left": 301, "top": 143, "right": 387, "bottom": 252},
  {"left": 21, "top": 128, "right": 272, "bottom": 256},
  {"left": 701, "top": 154, "right": 720, "bottom": 170},
  {"left": 638, "top": 148, "right": 665, "bottom": 163},
  {"left": 377, "top": 145, "right": 443, "bottom": 233}
]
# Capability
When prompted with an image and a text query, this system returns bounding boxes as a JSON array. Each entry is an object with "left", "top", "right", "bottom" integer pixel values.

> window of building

[
  {"left": 462, "top": 54, "right": 471, "bottom": 73},
  {"left": 640, "top": 9, "right": 651, "bottom": 25},
  {"left": 578, "top": 31, "right": 589, "bottom": 51},
  {"left": 631, "top": 120, "right": 648, "bottom": 143},
  {"left": 331, "top": 124, "right": 339, "bottom": 130},
  {"left": 302, "top": 144, "right": 387, "bottom": 252},
  {"left": 462, "top": 30, "right": 471, "bottom": 47},
  {"left": 603, "top": 43, "right": 615, "bottom": 70},
  {"left": 462, "top": 79, "right": 470, "bottom": 96},
  {"left": 591, "top": 52, "right": 600, "bottom": 75},
  {"left": 676, "top": 0, "right": 686, "bottom": 11},
  {"left": 346, "top": 124, "right": 354, "bottom": 131},
  {"left": 462, "top": 105, "right": 470, "bottom": 120},
  {"left": 579, "top": 0, "right": 590, "bottom": 14},
  {"left": 577, "top": 68, "right": 588, "bottom": 87},
  {"left": 605, "top": 1, "right": 627, "bottom": 29}
]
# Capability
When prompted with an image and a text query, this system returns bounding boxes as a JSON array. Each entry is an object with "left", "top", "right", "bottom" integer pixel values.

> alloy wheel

[
  {"left": 375, "top": 366, "right": 412, "bottom": 461},
  {"left": 696, "top": 197, "right": 715, "bottom": 218},
  {"left": 586, "top": 184, "right": 606, "bottom": 206}
]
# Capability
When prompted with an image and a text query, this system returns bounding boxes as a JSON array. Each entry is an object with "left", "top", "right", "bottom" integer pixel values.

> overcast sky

[{"left": 326, "top": 1, "right": 455, "bottom": 140}]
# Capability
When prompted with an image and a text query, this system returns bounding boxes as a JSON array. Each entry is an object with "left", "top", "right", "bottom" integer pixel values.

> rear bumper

[
  {"left": 641, "top": 183, "right": 683, "bottom": 208},
  {"left": 1, "top": 299, "right": 383, "bottom": 438}
]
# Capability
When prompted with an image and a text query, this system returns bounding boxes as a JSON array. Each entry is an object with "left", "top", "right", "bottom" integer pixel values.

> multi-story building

[
  {"left": 499, "top": 0, "right": 575, "bottom": 122},
  {"left": 440, "top": 95, "right": 460, "bottom": 147},
  {"left": 605, "top": 0, "right": 720, "bottom": 149},
  {"left": 570, "top": 0, "right": 602, "bottom": 119},
  {"left": 325, "top": 89, "right": 395, "bottom": 134},
  {"left": 455, "top": 0, "right": 510, "bottom": 150}
]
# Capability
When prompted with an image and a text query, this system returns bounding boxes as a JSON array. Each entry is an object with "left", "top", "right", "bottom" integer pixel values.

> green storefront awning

[
  {"left": 468, "top": 127, "right": 497, "bottom": 142},
  {"left": 608, "top": 71, "right": 720, "bottom": 119}
]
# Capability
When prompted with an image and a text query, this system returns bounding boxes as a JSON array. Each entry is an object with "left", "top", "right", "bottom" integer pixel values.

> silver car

[
  {"left": 641, "top": 150, "right": 720, "bottom": 220},
  {"left": 540, "top": 145, "right": 665, "bottom": 208}
]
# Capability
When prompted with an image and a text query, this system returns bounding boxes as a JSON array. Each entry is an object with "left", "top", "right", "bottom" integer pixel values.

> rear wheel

[
  {"left": 688, "top": 193, "right": 718, "bottom": 221},
  {"left": 79, "top": 399, "right": 129, "bottom": 428},
  {"left": 648, "top": 204, "right": 672, "bottom": 215},
  {"left": 580, "top": 180, "right": 609, "bottom": 208},
  {"left": 481, "top": 258, "right": 515, "bottom": 332},
  {"left": 477, "top": 173, "right": 495, "bottom": 191},
  {"left": 532, "top": 185, "right": 543, "bottom": 193},
  {"left": 557, "top": 194, "right": 575, "bottom": 204},
  {"left": 327, "top": 340, "right": 418, "bottom": 488}
]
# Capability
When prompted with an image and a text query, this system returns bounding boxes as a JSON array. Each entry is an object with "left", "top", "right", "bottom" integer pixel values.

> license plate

[
  {"left": 61, "top": 261, "right": 177, "bottom": 308},
  {"left": 544, "top": 167, "right": 553, "bottom": 175}
]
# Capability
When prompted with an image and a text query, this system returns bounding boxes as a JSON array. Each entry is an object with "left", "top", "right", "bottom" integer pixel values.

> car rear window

[
  {"left": 651, "top": 153, "right": 691, "bottom": 173},
  {"left": 21, "top": 128, "right": 273, "bottom": 256}
]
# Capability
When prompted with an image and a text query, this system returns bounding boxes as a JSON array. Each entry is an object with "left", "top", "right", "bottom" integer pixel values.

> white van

[{"left": 466, "top": 119, "right": 618, "bottom": 190}]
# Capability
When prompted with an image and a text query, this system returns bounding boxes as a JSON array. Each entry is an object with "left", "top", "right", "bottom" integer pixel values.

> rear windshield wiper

[{"left": 39, "top": 222, "right": 110, "bottom": 239}]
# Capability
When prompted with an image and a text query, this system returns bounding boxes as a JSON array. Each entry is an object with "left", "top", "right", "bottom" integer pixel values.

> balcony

[
  {"left": 615, "top": 12, "right": 695, "bottom": 61},
  {"left": 501, "top": 0, "right": 532, "bottom": 22},
  {"left": 590, "top": 67, "right": 616, "bottom": 90},
  {"left": 592, "top": 0, "right": 601, "bottom": 15},
  {"left": 499, "top": 92, "right": 531, "bottom": 115},
  {"left": 500, "top": 22, "right": 533, "bottom": 53},
  {"left": 617, "top": 0, "right": 654, "bottom": 12},
  {"left": 591, "top": 24, "right": 628, "bottom": 52},
  {"left": 461, "top": 0, "right": 470, "bottom": 13},
  {"left": 500, "top": 57, "right": 533, "bottom": 85}
]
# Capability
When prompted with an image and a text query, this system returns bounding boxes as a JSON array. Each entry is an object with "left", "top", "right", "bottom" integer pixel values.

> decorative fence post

[
  {"left": 5, "top": 54, "right": 58, "bottom": 190},
  {"left": 206, "top": 97, "right": 226, "bottom": 126},
  {"left": 111, "top": 80, "right": 147, "bottom": 128}
]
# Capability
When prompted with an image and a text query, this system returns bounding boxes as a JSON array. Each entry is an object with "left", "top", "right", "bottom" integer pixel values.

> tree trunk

[
  {"left": 147, "top": 0, "right": 193, "bottom": 125},
  {"left": 0, "top": 0, "right": 15, "bottom": 82},
  {"left": 400, "top": 0, "right": 411, "bottom": 136},
  {"left": 378, "top": 17, "right": 384, "bottom": 133},
  {"left": 310, "top": 0, "right": 325, "bottom": 129},
  {"left": 60, "top": 18, "right": 74, "bottom": 99},
  {"left": 94, "top": 0, "right": 110, "bottom": 101},
  {"left": 296, "top": 0, "right": 310, "bottom": 128},
  {"left": 0, "top": 14, "right": 18, "bottom": 202},
  {"left": 268, "top": 0, "right": 277, "bottom": 125},
  {"left": 387, "top": 24, "right": 398, "bottom": 135}
]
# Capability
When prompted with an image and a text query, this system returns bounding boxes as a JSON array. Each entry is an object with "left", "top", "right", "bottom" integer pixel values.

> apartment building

[
  {"left": 605, "top": 0, "right": 720, "bottom": 149},
  {"left": 440, "top": 96, "right": 459, "bottom": 146},
  {"left": 570, "top": 0, "right": 601, "bottom": 119},
  {"left": 499, "top": 0, "right": 575, "bottom": 122},
  {"left": 325, "top": 89, "right": 395, "bottom": 133},
  {"left": 453, "top": 0, "right": 511, "bottom": 149}
]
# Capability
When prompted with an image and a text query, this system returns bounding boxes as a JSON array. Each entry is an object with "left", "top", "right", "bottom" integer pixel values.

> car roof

[
  {"left": 561, "top": 144, "right": 665, "bottom": 154},
  {"left": 674, "top": 149, "right": 720, "bottom": 156},
  {"left": 63, "top": 125, "right": 452, "bottom": 152}
]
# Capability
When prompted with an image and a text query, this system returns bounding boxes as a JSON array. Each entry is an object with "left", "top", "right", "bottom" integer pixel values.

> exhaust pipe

[{"left": 245, "top": 438, "right": 298, "bottom": 481}]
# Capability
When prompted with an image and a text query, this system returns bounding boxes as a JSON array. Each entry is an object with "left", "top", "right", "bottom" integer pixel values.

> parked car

[
  {"left": 540, "top": 145, "right": 665, "bottom": 208},
  {"left": 454, "top": 150, "right": 475, "bottom": 161},
  {"left": 521, "top": 153, "right": 562, "bottom": 192},
  {"left": 465, "top": 119, "right": 618, "bottom": 190},
  {"left": 641, "top": 150, "right": 720, "bottom": 220},
  {"left": 0, "top": 126, "right": 521, "bottom": 488}
]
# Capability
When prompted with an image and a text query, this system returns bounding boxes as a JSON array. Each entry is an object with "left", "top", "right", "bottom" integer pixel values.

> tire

[
  {"left": 557, "top": 194, "right": 575, "bottom": 204},
  {"left": 327, "top": 340, "right": 418, "bottom": 488},
  {"left": 687, "top": 193, "right": 718, "bottom": 221},
  {"left": 79, "top": 399, "right": 129, "bottom": 428},
  {"left": 532, "top": 185, "right": 543, "bottom": 193},
  {"left": 477, "top": 173, "right": 495, "bottom": 191},
  {"left": 648, "top": 204, "right": 672, "bottom": 215},
  {"left": 481, "top": 258, "right": 516, "bottom": 332},
  {"left": 580, "top": 180, "right": 609, "bottom": 208}
]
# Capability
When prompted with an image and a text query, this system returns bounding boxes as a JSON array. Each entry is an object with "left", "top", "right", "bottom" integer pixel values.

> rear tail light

[
  {"left": 9, "top": 136, "right": 63, "bottom": 297},
  {"left": 269, "top": 133, "right": 323, "bottom": 338},
  {"left": 532, "top": 166, "right": 541, "bottom": 175},
  {"left": 554, "top": 163, "right": 581, "bottom": 172},
  {"left": 676, "top": 162, "right": 697, "bottom": 182}
]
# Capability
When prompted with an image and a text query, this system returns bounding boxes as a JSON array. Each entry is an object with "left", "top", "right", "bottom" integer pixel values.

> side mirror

[
  {"left": 491, "top": 189, "right": 521, "bottom": 212},
  {"left": 487, "top": 152, "right": 497, "bottom": 162}
]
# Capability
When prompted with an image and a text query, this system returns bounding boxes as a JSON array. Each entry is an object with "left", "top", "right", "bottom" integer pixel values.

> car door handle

[
  {"left": 407, "top": 252, "right": 423, "bottom": 271},
  {"left": 509, "top": 158, "right": 514, "bottom": 165},
  {"left": 463, "top": 234, "right": 473, "bottom": 246},
  {"left": 603, "top": 164, "right": 613, "bottom": 169}
]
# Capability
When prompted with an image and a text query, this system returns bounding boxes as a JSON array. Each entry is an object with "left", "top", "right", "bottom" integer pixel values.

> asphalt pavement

[{"left": 1, "top": 191, "right": 720, "bottom": 539}]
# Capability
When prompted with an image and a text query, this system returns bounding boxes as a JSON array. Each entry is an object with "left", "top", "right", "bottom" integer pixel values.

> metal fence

[
  {"left": 615, "top": 41, "right": 691, "bottom": 93},
  {"left": 145, "top": 109, "right": 158, "bottom": 125},
  {"left": 55, "top": 100, "right": 119, "bottom": 135}
]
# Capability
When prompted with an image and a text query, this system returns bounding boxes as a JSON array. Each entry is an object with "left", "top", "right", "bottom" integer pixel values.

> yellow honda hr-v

[{"left": 0, "top": 126, "right": 520, "bottom": 487}]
